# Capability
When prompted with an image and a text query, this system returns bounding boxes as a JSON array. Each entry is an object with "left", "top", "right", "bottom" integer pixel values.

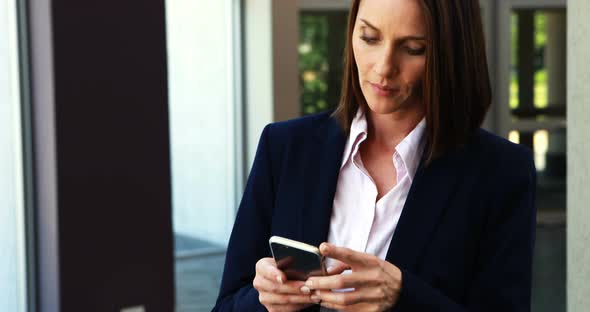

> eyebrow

[{"left": 359, "top": 18, "right": 426, "bottom": 41}]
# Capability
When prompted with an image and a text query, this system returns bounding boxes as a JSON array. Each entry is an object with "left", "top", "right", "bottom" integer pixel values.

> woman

[{"left": 213, "top": 0, "right": 536, "bottom": 311}]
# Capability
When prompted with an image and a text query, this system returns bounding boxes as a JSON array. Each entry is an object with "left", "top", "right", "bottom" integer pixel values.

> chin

[
  {"left": 365, "top": 97, "right": 405, "bottom": 115},
  {"left": 366, "top": 104, "right": 400, "bottom": 115},
  {"left": 362, "top": 83, "right": 414, "bottom": 115}
]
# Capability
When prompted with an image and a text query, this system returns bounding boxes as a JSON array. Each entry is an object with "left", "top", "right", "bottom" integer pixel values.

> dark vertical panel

[
  {"left": 51, "top": 0, "right": 173, "bottom": 310},
  {"left": 517, "top": 10, "right": 535, "bottom": 114}
]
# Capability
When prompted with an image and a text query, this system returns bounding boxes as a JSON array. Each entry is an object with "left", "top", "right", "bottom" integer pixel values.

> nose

[{"left": 373, "top": 46, "right": 399, "bottom": 79}]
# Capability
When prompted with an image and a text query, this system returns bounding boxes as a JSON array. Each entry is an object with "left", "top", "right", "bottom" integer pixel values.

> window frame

[
  {"left": 299, "top": 0, "right": 350, "bottom": 11},
  {"left": 496, "top": 0, "right": 567, "bottom": 137}
]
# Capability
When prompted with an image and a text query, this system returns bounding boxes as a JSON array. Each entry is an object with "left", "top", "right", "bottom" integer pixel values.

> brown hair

[{"left": 333, "top": 0, "right": 491, "bottom": 165}]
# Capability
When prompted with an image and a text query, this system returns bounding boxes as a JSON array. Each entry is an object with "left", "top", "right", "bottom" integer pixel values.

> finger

[
  {"left": 256, "top": 257, "right": 287, "bottom": 284},
  {"left": 327, "top": 260, "right": 351, "bottom": 275},
  {"left": 320, "top": 243, "right": 377, "bottom": 267},
  {"left": 258, "top": 291, "right": 319, "bottom": 305},
  {"left": 253, "top": 275, "right": 306, "bottom": 295},
  {"left": 305, "top": 272, "right": 377, "bottom": 290},
  {"left": 319, "top": 301, "right": 372, "bottom": 312},
  {"left": 314, "top": 287, "right": 382, "bottom": 307}
]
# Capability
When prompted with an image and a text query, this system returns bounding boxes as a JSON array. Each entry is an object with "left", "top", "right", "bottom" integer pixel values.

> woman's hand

[
  {"left": 253, "top": 257, "right": 318, "bottom": 312},
  {"left": 301, "top": 243, "right": 403, "bottom": 312}
]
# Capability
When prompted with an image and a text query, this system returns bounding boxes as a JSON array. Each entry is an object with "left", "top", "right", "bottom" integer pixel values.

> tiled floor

[{"left": 175, "top": 223, "right": 566, "bottom": 312}]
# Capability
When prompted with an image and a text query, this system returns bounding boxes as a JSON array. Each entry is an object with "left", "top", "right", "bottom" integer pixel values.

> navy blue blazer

[{"left": 213, "top": 111, "right": 536, "bottom": 311}]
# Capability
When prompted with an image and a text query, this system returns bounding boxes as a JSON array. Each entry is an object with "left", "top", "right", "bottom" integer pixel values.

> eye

[
  {"left": 360, "top": 35, "right": 378, "bottom": 45},
  {"left": 405, "top": 46, "right": 426, "bottom": 56}
]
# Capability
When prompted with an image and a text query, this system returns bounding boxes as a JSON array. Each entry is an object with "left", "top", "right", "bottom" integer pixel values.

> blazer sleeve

[
  {"left": 392, "top": 147, "right": 537, "bottom": 312},
  {"left": 212, "top": 124, "right": 277, "bottom": 311}
]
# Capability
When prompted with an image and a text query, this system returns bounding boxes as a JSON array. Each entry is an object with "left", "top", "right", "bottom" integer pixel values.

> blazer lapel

[
  {"left": 385, "top": 149, "right": 465, "bottom": 272},
  {"left": 298, "top": 113, "right": 467, "bottom": 273},
  {"left": 300, "top": 116, "right": 346, "bottom": 248}
]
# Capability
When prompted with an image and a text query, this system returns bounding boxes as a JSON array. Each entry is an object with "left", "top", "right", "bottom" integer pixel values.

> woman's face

[{"left": 352, "top": 0, "right": 427, "bottom": 115}]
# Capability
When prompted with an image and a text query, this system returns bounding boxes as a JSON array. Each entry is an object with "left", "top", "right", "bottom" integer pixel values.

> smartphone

[{"left": 269, "top": 236, "right": 326, "bottom": 281}]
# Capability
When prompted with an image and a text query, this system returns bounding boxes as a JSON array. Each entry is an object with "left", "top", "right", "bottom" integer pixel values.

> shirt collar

[
  {"left": 340, "top": 109, "right": 367, "bottom": 169},
  {"left": 396, "top": 118, "right": 426, "bottom": 181},
  {"left": 340, "top": 108, "right": 426, "bottom": 182}
]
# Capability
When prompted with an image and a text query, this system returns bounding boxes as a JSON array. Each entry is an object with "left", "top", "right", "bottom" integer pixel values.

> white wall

[
  {"left": 167, "top": 0, "right": 239, "bottom": 246},
  {"left": 0, "top": 0, "right": 27, "bottom": 310},
  {"left": 567, "top": 0, "right": 590, "bottom": 310}
]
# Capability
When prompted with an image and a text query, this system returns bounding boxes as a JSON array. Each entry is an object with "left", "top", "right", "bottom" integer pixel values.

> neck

[{"left": 365, "top": 103, "right": 425, "bottom": 151}]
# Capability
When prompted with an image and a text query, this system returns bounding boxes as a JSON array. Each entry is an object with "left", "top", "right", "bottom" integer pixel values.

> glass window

[
  {"left": 0, "top": 0, "right": 28, "bottom": 311},
  {"left": 166, "top": 1, "right": 242, "bottom": 311},
  {"left": 299, "top": 10, "right": 348, "bottom": 115},
  {"left": 509, "top": 9, "right": 566, "bottom": 208},
  {"left": 508, "top": 8, "right": 566, "bottom": 312},
  {"left": 511, "top": 10, "right": 566, "bottom": 114}
]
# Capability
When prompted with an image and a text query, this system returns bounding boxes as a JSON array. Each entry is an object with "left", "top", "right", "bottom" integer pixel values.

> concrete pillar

[{"left": 567, "top": 0, "right": 590, "bottom": 310}]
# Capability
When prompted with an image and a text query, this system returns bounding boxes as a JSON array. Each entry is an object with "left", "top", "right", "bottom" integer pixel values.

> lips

[
  {"left": 369, "top": 82, "right": 399, "bottom": 96},
  {"left": 373, "top": 83, "right": 396, "bottom": 90}
]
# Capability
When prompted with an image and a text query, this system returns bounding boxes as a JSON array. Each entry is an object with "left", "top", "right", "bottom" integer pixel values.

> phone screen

[{"left": 270, "top": 242, "right": 325, "bottom": 281}]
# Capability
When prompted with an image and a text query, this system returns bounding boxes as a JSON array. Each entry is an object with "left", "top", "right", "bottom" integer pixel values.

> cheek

[
  {"left": 352, "top": 41, "right": 372, "bottom": 79},
  {"left": 396, "top": 58, "right": 425, "bottom": 101},
  {"left": 400, "top": 58, "right": 426, "bottom": 84}
]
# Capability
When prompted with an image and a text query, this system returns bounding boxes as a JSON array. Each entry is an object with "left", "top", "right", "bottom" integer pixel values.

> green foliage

[
  {"left": 535, "top": 13, "right": 547, "bottom": 49},
  {"left": 510, "top": 11, "right": 548, "bottom": 110},
  {"left": 299, "top": 12, "right": 348, "bottom": 116},
  {"left": 299, "top": 14, "right": 331, "bottom": 115}
]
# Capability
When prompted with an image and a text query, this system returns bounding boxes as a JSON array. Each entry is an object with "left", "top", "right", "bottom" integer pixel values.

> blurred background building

[{"left": 1, "top": 0, "right": 588, "bottom": 311}]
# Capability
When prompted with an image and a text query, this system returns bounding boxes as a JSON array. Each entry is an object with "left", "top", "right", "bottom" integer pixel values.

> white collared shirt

[{"left": 326, "top": 108, "right": 426, "bottom": 265}]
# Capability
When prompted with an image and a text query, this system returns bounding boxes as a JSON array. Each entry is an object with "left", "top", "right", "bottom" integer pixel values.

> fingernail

[
  {"left": 311, "top": 295, "right": 321, "bottom": 303},
  {"left": 300, "top": 286, "right": 310, "bottom": 294},
  {"left": 276, "top": 276, "right": 283, "bottom": 284},
  {"left": 320, "top": 243, "right": 329, "bottom": 253},
  {"left": 305, "top": 280, "right": 313, "bottom": 287},
  {"left": 326, "top": 265, "right": 333, "bottom": 273}
]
